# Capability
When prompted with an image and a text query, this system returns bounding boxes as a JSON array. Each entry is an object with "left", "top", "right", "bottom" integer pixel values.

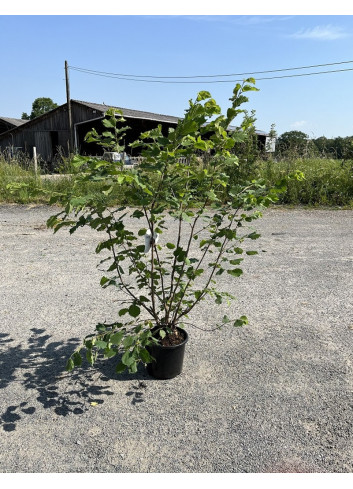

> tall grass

[
  {"left": 1, "top": 155, "right": 353, "bottom": 208},
  {"left": 254, "top": 157, "right": 353, "bottom": 207},
  {"left": 0, "top": 158, "right": 127, "bottom": 206},
  {"left": 0, "top": 160, "right": 41, "bottom": 203}
]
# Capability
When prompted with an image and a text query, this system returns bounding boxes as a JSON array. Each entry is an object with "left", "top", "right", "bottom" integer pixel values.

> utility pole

[{"left": 65, "top": 60, "right": 74, "bottom": 153}]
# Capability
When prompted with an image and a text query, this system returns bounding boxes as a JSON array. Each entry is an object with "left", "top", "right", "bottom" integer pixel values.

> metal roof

[
  {"left": 0, "top": 117, "right": 27, "bottom": 127},
  {"left": 73, "top": 100, "right": 181, "bottom": 125},
  {"left": 73, "top": 102, "right": 268, "bottom": 135},
  {"left": 0, "top": 101, "right": 268, "bottom": 139}
]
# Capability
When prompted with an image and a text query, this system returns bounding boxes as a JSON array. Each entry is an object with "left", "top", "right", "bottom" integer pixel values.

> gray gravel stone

[{"left": 0, "top": 204, "right": 352, "bottom": 472}]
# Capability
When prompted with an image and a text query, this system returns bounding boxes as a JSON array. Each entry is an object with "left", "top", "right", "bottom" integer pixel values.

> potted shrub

[{"left": 46, "top": 79, "right": 288, "bottom": 379}]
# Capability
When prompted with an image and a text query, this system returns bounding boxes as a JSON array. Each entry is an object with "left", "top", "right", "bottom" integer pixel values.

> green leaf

[
  {"left": 96, "top": 323, "right": 107, "bottom": 332},
  {"left": 139, "top": 348, "right": 152, "bottom": 363},
  {"left": 194, "top": 138, "right": 208, "bottom": 151},
  {"left": 129, "top": 361, "right": 138, "bottom": 374},
  {"left": 129, "top": 304, "right": 141, "bottom": 318},
  {"left": 227, "top": 268, "right": 243, "bottom": 277},
  {"left": 247, "top": 232, "right": 261, "bottom": 240},
  {"left": 226, "top": 107, "right": 238, "bottom": 121},
  {"left": 100, "top": 276, "right": 110, "bottom": 287},
  {"left": 132, "top": 210, "right": 145, "bottom": 219},
  {"left": 233, "top": 247, "right": 243, "bottom": 254},
  {"left": 234, "top": 316, "right": 248, "bottom": 327},
  {"left": 95, "top": 340, "right": 107, "bottom": 349},
  {"left": 103, "top": 348, "right": 116, "bottom": 359},
  {"left": 166, "top": 242, "right": 175, "bottom": 249},
  {"left": 116, "top": 362, "right": 126, "bottom": 374},
  {"left": 122, "top": 350, "right": 136, "bottom": 366},
  {"left": 72, "top": 351, "right": 82, "bottom": 367},
  {"left": 118, "top": 308, "right": 129, "bottom": 316},
  {"left": 123, "top": 336, "right": 135, "bottom": 348},
  {"left": 246, "top": 251, "right": 258, "bottom": 255},
  {"left": 196, "top": 91, "right": 212, "bottom": 101},
  {"left": 102, "top": 118, "right": 115, "bottom": 128},
  {"left": 194, "top": 290, "right": 202, "bottom": 300},
  {"left": 111, "top": 331, "right": 124, "bottom": 345},
  {"left": 66, "top": 358, "right": 75, "bottom": 371},
  {"left": 86, "top": 349, "right": 94, "bottom": 365}
]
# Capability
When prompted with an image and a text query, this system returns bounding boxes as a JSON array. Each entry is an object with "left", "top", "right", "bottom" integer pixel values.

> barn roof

[
  {"left": 74, "top": 102, "right": 269, "bottom": 136},
  {"left": 73, "top": 100, "right": 181, "bottom": 125},
  {"left": 0, "top": 100, "right": 269, "bottom": 139},
  {"left": 0, "top": 117, "right": 28, "bottom": 127}
]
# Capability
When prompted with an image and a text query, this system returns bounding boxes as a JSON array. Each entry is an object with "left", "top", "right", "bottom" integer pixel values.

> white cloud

[
  {"left": 291, "top": 120, "right": 307, "bottom": 128},
  {"left": 182, "top": 15, "right": 292, "bottom": 26},
  {"left": 289, "top": 24, "right": 350, "bottom": 40}
]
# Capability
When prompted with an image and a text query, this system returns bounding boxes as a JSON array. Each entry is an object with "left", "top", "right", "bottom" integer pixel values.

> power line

[
  {"left": 69, "top": 60, "right": 353, "bottom": 83},
  {"left": 69, "top": 64, "right": 353, "bottom": 84}
]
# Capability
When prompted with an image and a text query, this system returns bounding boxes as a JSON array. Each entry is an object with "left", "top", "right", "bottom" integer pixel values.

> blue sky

[{"left": 1, "top": 5, "right": 353, "bottom": 138}]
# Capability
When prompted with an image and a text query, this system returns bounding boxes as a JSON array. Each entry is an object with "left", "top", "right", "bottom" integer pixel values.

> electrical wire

[
  {"left": 69, "top": 60, "right": 353, "bottom": 79},
  {"left": 69, "top": 64, "right": 353, "bottom": 84}
]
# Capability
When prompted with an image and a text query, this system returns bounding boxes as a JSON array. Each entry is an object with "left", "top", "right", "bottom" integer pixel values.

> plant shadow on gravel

[
  {"left": 95, "top": 357, "right": 150, "bottom": 406},
  {"left": 0, "top": 328, "right": 117, "bottom": 432}
]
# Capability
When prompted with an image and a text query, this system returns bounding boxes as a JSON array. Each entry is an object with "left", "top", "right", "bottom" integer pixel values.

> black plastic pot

[{"left": 146, "top": 327, "right": 188, "bottom": 380}]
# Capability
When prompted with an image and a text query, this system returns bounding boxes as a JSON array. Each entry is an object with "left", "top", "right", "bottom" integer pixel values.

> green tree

[
  {"left": 313, "top": 136, "right": 353, "bottom": 160},
  {"left": 313, "top": 136, "right": 332, "bottom": 157},
  {"left": 21, "top": 97, "right": 58, "bottom": 120},
  {"left": 276, "top": 130, "right": 312, "bottom": 158}
]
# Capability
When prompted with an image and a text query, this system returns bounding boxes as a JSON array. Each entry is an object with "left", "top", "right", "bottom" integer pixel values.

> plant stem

[
  {"left": 175, "top": 210, "right": 240, "bottom": 321},
  {"left": 107, "top": 227, "right": 158, "bottom": 321}
]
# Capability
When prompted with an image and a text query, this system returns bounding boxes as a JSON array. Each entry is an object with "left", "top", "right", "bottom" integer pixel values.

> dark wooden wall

[
  {"left": 0, "top": 103, "right": 105, "bottom": 163},
  {"left": 75, "top": 116, "right": 178, "bottom": 157},
  {"left": 0, "top": 120, "right": 17, "bottom": 135}
]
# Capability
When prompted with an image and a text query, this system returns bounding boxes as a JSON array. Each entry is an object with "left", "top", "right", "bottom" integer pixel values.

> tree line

[{"left": 274, "top": 130, "right": 353, "bottom": 160}]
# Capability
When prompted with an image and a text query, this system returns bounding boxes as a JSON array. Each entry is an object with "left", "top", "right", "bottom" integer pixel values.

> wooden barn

[
  {"left": 0, "top": 100, "right": 269, "bottom": 167},
  {"left": 0, "top": 100, "right": 181, "bottom": 166}
]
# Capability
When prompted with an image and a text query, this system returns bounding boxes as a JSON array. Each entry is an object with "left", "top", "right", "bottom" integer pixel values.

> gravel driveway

[{"left": 0, "top": 204, "right": 352, "bottom": 473}]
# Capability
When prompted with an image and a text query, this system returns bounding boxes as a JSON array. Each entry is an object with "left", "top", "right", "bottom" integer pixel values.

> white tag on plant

[{"left": 144, "top": 229, "right": 159, "bottom": 253}]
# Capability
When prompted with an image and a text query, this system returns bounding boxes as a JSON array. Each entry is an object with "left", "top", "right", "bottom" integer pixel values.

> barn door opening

[{"left": 50, "top": 131, "right": 59, "bottom": 160}]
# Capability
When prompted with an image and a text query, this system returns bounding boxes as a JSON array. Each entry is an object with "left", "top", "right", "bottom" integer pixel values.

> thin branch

[
  {"left": 169, "top": 180, "right": 214, "bottom": 324},
  {"left": 107, "top": 227, "right": 158, "bottom": 321},
  {"left": 153, "top": 245, "right": 167, "bottom": 310},
  {"left": 178, "top": 321, "right": 223, "bottom": 332},
  {"left": 176, "top": 211, "right": 241, "bottom": 321},
  {"left": 107, "top": 209, "right": 154, "bottom": 299},
  {"left": 142, "top": 205, "right": 159, "bottom": 319},
  {"left": 164, "top": 203, "right": 183, "bottom": 321}
]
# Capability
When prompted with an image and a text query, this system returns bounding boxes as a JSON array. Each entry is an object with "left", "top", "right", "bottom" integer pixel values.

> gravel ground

[{"left": 0, "top": 204, "right": 352, "bottom": 473}]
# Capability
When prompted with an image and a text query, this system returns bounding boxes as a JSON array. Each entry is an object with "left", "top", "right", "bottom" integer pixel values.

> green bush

[
  {"left": 254, "top": 158, "right": 353, "bottom": 207},
  {"left": 0, "top": 160, "right": 39, "bottom": 203},
  {"left": 3, "top": 151, "right": 353, "bottom": 209},
  {"left": 0, "top": 157, "right": 133, "bottom": 206}
]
